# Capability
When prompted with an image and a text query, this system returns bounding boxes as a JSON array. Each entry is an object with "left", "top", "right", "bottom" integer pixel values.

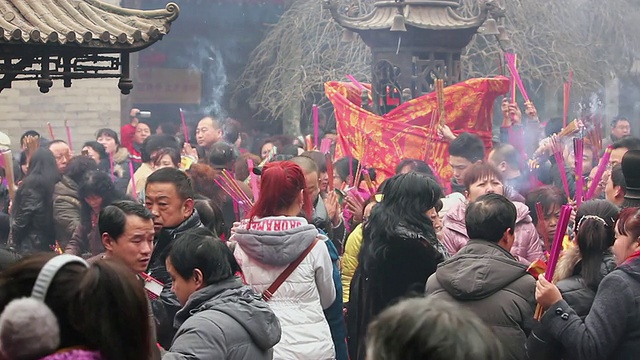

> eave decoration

[{"left": 0, "top": 0, "right": 179, "bottom": 94}]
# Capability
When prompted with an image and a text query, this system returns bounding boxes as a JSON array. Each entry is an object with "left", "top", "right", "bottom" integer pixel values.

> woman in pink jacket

[{"left": 442, "top": 163, "right": 543, "bottom": 264}]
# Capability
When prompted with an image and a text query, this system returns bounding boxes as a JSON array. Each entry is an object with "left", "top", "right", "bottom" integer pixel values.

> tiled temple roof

[{"left": 0, "top": 0, "right": 179, "bottom": 50}]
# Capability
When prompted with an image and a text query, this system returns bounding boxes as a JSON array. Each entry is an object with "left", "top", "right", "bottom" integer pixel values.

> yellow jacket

[{"left": 341, "top": 223, "right": 363, "bottom": 303}]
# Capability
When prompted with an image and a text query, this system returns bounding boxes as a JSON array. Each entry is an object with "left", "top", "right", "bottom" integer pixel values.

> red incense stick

[
  {"left": 574, "top": 138, "right": 584, "bottom": 206},
  {"left": 312, "top": 104, "right": 319, "bottom": 149},
  {"left": 65, "top": 120, "right": 73, "bottom": 152},
  {"left": 47, "top": 122, "right": 55, "bottom": 140}
]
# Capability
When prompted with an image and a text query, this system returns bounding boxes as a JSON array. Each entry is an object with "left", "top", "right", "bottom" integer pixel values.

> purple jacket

[{"left": 441, "top": 200, "right": 543, "bottom": 265}]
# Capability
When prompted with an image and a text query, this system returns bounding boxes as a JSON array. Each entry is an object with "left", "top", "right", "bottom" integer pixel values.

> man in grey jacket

[
  {"left": 162, "top": 230, "right": 281, "bottom": 359},
  {"left": 426, "top": 193, "right": 536, "bottom": 360}
]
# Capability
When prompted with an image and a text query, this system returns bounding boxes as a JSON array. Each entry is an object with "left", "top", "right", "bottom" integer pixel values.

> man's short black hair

[
  {"left": 449, "top": 133, "right": 485, "bottom": 163},
  {"left": 612, "top": 116, "right": 630, "bottom": 128},
  {"left": 611, "top": 164, "right": 627, "bottom": 193},
  {"left": 466, "top": 193, "right": 516, "bottom": 243},
  {"left": 146, "top": 167, "right": 194, "bottom": 201},
  {"left": 141, "top": 134, "right": 180, "bottom": 163},
  {"left": 99, "top": 200, "right": 153, "bottom": 241},
  {"left": 489, "top": 143, "right": 520, "bottom": 169},
  {"left": 612, "top": 136, "right": 640, "bottom": 151}
]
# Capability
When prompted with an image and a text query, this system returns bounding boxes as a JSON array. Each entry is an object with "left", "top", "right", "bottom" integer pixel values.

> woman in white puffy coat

[{"left": 232, "top": 160, "right": 336, "bottom": 360}]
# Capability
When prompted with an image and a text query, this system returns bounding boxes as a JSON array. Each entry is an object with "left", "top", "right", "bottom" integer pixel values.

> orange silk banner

[{"left": 325, "top": 77, "right": 510, "bottom": 182}]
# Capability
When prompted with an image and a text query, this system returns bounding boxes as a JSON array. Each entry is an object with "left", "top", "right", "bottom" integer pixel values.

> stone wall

[{"left": 0, "top": 79, "right": 123, "bottom": 151}]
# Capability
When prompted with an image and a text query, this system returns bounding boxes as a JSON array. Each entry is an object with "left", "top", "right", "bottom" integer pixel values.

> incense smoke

[{"left": 178, "top": 35, "right": 228, "bottom": 119}]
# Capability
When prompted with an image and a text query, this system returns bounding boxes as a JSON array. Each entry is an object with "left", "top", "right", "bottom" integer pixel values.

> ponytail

[
  {"left": 71, "top": 259, "right": 151, "bottom": 360},
  {"left": 574, "top": 200, "right": 620, "bottom": 289}
]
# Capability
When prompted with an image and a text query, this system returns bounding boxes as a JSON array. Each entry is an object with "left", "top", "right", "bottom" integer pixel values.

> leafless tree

[{"left": 233, "top": 0, "right": 640, "bottom": 124}]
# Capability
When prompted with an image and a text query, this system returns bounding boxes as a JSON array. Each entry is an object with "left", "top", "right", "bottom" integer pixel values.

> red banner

[{"left": 325, "top": 77, "right": 510, "bottom": 182}]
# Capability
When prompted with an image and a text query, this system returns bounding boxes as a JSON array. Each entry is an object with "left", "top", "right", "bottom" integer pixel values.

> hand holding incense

[
  {"left": 585, "top": 145, "right": 612, "bottom": 200},
  {"left": 534, "top": 204, "right": 572, "bottom": 320}
]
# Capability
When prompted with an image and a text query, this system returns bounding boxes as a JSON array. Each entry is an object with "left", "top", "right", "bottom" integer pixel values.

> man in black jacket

[
  {"left": 145, "top": 168, "right": 203, "bottom": 349},
  {"left": 426, "top": 193, "right": 536, "bottom": 360}
]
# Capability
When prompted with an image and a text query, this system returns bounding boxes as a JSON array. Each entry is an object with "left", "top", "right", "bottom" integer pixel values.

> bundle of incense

[
  {"left": 505, "top": 53, "right": 530, "bottom": 102},
  {"left": 558, "top": 120, "right": 579, "bottom": 138},
  {"left": 352, "top": 159, "right": 362, "bottom": 188},
  {"left": 218, "top": 169, "right": 253, "bottom": 213},
  {"left": 65, "top": 120, "right": 73, "bottom": 152},
  {"left": 320, "top": 138, "right": 332, "bottom": 154},
  {"left": 129, "top": 161, "right": 137, "bottom": 200},
  {"left": 535, "top": 202, "right": 550, "bottom": 251},
  {"left": 574, "top": 137, "right": 584, "bottom": 207},
  {"left": 312, "top": 104, "right": 319, "bottom": 148},
  {"left": 346, "top": 74, "right": 366, "bottom": 91},
  {"left": 24, "top": 135, "right": 39, "bottom": 164},
  {"left": 247, "top": 159, "right": 260, "bottom": 202},
  {"left": 2, "top": 151, "right": 15, "bottom": 200},
  {"left": 426, "top": 110, "right": 438, "bottom": 155},
  {"left": 585, "top": 145, "right": 612, "bottom": 200},
  {"left": 257, "top": 147, "right": 277, "bottom": 169},
  {"left": 47, "top": 122, "right": 55, "bottom": 140},
  {"left": 435, "top": 79, "right": 446, "bottom": 126},
  {"left": 179, "top": 108, "right": 190, "bottom": 144},
  {"left": 527, "top": 259, "right": 547, "bottom": 279},
  {"left": 305, "top": 135, "right": 314, "bottom": 152},
  {"left": 325, "top": 153, "right": 334, "bottom": 192},
  {"left": 215, "top": 177, "right": 251, "bottom": 213},
  {"left": 552, "top": 137, "right": 571, "bottom": 199},
  {"left": 363, "top": 172, "right": 375, "bottom": 194},
  {"left": 534, "top": 204, "right": 572, "bottom": 320}
]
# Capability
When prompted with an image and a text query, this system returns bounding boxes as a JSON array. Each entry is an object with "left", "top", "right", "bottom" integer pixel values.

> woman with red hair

[{"left": 232, "top": 161, "right": 336, "bottom": 359}]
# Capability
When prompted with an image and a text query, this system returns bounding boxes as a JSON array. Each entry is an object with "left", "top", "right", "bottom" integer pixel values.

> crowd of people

[{"left": 0, "top": 102, "right": 639, "bottom": 360}]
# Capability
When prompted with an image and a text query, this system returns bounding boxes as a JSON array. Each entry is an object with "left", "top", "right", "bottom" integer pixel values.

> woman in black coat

[
  {"left": 535, "top": 206, "right": 640, "bottom": 360},
  {"left": 346, "top": 172, "right": 446, "bottom": 360},
  {"left": 9, "top": 148, "right": 61, "bottom": 254},
  {"left": 527, "top": 200, "right": 619, "bottom": 359}
]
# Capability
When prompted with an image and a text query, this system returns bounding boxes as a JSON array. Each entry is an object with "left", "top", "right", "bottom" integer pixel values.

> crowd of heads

[{"left": 2, "top": 107, "right": 640, "bottom": 360}]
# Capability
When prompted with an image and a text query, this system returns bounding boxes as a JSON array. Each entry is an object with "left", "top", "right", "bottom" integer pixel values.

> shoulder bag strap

[{"left": 262, "top": 238, "right": 319, "bottom": 301}]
